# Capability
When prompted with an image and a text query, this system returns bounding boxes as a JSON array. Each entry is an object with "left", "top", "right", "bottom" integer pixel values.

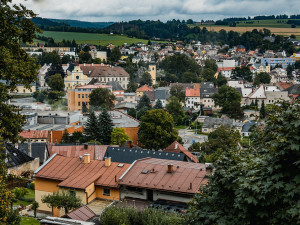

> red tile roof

[
  {"left": 277, "top": 82, "right": 294, "bottom": 90},
  {"left": 217, "top": 67, "right": 235, "bottom": 72},
  {"left": 136, "top": 85, "right": 154, "bottom": 92},
  {"left": 47, "top": 144, "right": 114, "bottom": 160},
  {"left": 164, "top": 141, "right": 199, "bottom": 163},
  {"left": 20, "top": 130, "right": 49, "bottom": 139},
  {"left": 185, "top": 89, "right": 200, "bottom": 97},
  {"left": 119, "top": 158, "right": 207, "bottom": 194},
  {"left": 35, "top": 154, "right": 130, "bottom": 189}
]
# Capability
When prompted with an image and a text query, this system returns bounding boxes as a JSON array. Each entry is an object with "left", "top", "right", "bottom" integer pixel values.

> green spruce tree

[
  {"left": 98, "top": 109, "right": 113, "bottom": 144},
  {"left": 154, "top": 99, "right": 163, "bottom": 109},
  {"left": 260, "top": 100, "right": 266, "bottom": 118},
  {"left": 61, "top": 129, "right": 70, "bottom": 143},
  {"left": 84, "top": 111, "right": 100, "bottom": 142}
]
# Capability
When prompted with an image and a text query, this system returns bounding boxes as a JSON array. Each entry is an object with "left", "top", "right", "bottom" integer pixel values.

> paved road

[{"left": 178, "top": 129, "right": 208, "bottom": 149}]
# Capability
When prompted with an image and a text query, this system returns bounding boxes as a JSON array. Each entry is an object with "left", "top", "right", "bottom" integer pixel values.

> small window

[
  {"left": 78, "top": 94, "right": 80, "bottom": 98},
  {"left": 82, "top": 94, "right": 84, "bottom": 98},
  {"left": 103, "top": 188, "right": 110, "bottom": 196},
  {"left": 86, "top": 94, "right": 88, "bottom": 98},
  {"left": 78, "top": 102, "right": 81, "bottom": 106}
]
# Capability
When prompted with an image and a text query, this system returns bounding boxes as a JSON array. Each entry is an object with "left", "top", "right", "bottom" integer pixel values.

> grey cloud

[{"left": 13, "top": 0, "right": 300, "bottom": 21}]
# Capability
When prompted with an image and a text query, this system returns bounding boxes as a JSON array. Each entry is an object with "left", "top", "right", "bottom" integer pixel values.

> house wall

[
  {"left": 58, "top": 187, "right": 87, "bottom": 205},
  {"left": 153, "top": 191, "right": 192, "bottom": 203},
  {"left": 96, "top": 187, "right": 120, "bottom": 201},
  {"left": 123, "top": 127, "right": 139, "bottom": 145},
  {"left": 35, "top": 178, "right": 60, "bottom": 213},
  {"left": 7, "top": 158, "right": 40, "bottom": 177},
  {"left": 50, "top": 126, "right": 83, "bottom": 143},
  {"left": 11, "top": 85, "right": 36, "bottom": 94},
  {"left": 67, "top": 90, "right": 76, "bottom": 111},
  {"left": 120, "top": 187, "right": 147, "bottom": 200},
  {"left": 149, "top": 65, "right": 156, "bottom": 85}
]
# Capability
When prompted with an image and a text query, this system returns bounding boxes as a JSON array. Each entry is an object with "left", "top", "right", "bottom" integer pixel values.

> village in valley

[{"left": 1, "top": 1, "right": 300, "bottom": 225}]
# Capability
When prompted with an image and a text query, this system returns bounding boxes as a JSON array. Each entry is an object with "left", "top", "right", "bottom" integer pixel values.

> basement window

[{"left": 103, "top": 188, "right": 110, "bottom": 196}]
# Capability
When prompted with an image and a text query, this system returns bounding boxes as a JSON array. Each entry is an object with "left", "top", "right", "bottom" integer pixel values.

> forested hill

[
  {"left": 48, "top": 19, "right": 113, "bottom": 29},
  {"left": 31, "top": 17, "right": 113, "bottom": 33},
  {"left": 102, "top": 20, "right": 192, "bottom": 40}
]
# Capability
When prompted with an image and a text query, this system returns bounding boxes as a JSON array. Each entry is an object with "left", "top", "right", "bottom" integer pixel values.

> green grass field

[
  {"left": 14, "top": 189, "right": 35, "bottom": 207},
  {"left": 39, "top": 31, "right": 151, "bottom": 46},
  {"left": 236, "top": 19, "right": 300, "bottom": 28},
  {"left": 20, "top": 216, "right": 39, "bottom": 225}
]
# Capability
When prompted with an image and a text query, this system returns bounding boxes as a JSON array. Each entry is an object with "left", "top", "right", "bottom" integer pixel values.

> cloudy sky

[{"left": 15, "top": 0, "right": 300, "bottom": 22}]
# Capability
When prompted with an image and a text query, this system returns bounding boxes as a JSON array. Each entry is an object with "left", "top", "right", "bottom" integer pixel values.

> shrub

[
  {"left": 12, "top": 187, "right": 28, "bottom": 199},
  {"left": 30, "top": 182, "right": 35, "bottom": 190},
  {"left": 100, "top": 206, "right": 185, "bottom": 225}
]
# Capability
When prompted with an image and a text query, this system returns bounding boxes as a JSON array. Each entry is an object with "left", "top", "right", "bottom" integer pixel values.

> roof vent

[
  {"left": 141, "top": 169, "right": 148, "bottom": 174},
  {"left": 167, "top": 164, "right": 173, "bottom": 173},
  {"left": 118, "top": 164, "right": 124, "bottom": 167}
]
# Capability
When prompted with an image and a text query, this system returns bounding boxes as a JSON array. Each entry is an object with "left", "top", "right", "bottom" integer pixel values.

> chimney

[
  {"left": 84, "top": 143, "right": 88, "bottom": 149},
  {"left": 175, "top": 142, "right": 178, "bottom": 149},
  {"left": 205, "top": 164, "right": 213, "bottom": 176},
  {"left": 28, "top": 141, "right": 32, "bottom": 157},
  {"left": 189, "top": 182, "right": 192, "bottom": 190},
  {"left": 167, "top": 164, "right": 173, "bottom": 173},
  {"left": 105, "top": 157, "right": 111, "bottom": 167},
  {"left": 83, "top": 153, "right": 90, "bottom": 164}
]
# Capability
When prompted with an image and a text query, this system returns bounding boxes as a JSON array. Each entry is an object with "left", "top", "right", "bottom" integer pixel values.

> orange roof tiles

[
  {"left": 136, "top": 85, "right": 154, "bottom": 92},
  {"left": 35, "top": 154, "right": 130, "bottom": 189},
  {"left": 185, "top": 89, "right": 200, "bottom": 97},
  {"left": 164, "top": 141, "right": 199, "bottom": 163},
  {"left": 119, "top": 158, "right": 207, "bottom": 194},
  {"left": 20, "top": 130, "right": 49, "bottom": 139},
  {"left": 217, "top": 67, "right": 236, "bottom": 72},
  {"left": 277, "top": 82, "right": 294, "bottom": 90}
]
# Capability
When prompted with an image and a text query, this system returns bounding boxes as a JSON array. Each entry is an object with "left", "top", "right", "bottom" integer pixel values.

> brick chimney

[
  {"left": 105, "top": 157, "right": 111, "bottom": 167},
  {"left": 83, "top": 153, "right": 90, "bottom": 164},
  {"left": 167, "top": 164, "right": 173, "bottom": 173}
]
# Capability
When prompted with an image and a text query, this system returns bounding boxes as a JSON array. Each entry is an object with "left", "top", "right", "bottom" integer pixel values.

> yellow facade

[
  {"left": 67, "top": 89, "right": 91, "bottom": 112},
  {"left": 95, "top": 187, "right": 120, "bottom": 201},
  {"left": 11, "top": 85, "right": 36, "bottom": 94},
  {"left": 148, "top": 64, "right": 156, "bottom": 85},
  {"left": 64, "top": 66, "right": 90, "bottom": 90}
]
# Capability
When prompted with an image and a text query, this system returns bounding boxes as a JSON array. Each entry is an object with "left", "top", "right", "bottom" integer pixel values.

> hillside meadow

[{"left": 38, "top": 31, "right": 151, "bottom": 46}]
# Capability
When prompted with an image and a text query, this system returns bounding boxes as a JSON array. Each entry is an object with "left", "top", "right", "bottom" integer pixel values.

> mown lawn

[
  {"left": 20, "top": 216, "right": 39, "bottom": 225},
  {"left": 14, "top": 189, "right": 35, "bottom": 207}
]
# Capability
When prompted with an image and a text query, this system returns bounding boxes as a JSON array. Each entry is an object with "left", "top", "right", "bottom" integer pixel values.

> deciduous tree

[
  {"left": 138, "top": 109, "right": 178, "bottom": 150},
  {"left": 111, "top": 127, "right": 130, "bottom": 146},
  {"left": 42, "top": 191, "right": 82, "bottom": 215},
  {"left": 48, "top": 73, "right": 65, "bottom": 91},
  {"left": 166, "top": 96, "right": 185, "bottom": 125},
  {"left": 188, "top": 101, "right": 300, "bottom": 225},
  {"left": 89, "top": 88, "right": 115, "bottom": 110},
  {"left": 140, "top": 72, "right": 153, "bottom": 86},
  {"left": 170, "top": 85, "right": 185, "bottom": 103},
  {"left": 213, "top": 85, "right": 243, "bottom": 119},
  {"left": 231, "top": 66, "right": 253, "bottom": 82}
]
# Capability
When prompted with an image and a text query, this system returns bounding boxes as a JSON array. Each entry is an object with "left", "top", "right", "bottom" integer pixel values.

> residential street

[{"left": 177, "top": 128, "right": 208, "bottom": 149}]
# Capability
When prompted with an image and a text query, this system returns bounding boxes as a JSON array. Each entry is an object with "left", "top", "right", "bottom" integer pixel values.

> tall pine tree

[
  {"left": 154, "top": 99, "right": 163, "bottom": 109},
  {"left": 98, "top": 109, "right": 114, "bottom": 144},
  {"left": 260, "top": 100, "right": 266, "bottom": 118},
  {"left": 84, "top": 111, "right": 100, "bottom": 142}
]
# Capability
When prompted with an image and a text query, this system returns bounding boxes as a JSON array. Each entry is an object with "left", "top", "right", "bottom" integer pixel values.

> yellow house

[
  {"left": 34, "top": 154, "right": 130, "bottom": 217},
  {"left": 64, "top": 66, "right": 90, "bottom": 90},
  {"left": 136, "top": 85, "right": 154, "bottom": 97},
  {"left": 67, "top": 84, "right": 112, "bottom": 112}
]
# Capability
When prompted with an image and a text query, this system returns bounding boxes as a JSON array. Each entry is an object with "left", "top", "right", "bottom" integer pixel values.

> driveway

[{"left": 177, "top": 129, "right": 208, "bottom": 149}]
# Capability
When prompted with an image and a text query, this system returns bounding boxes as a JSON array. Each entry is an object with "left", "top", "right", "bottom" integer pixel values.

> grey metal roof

[
  {"left": 106, "top": 81, "right": 124, "bottom": 91},
  {"left": 200, "top": 87, "right": 218, "bottom": 98},
  {"left": 108, "top": 110, "right": 140, "bottom": 128},
  {"left": 200, "top": 82, "right": 215, "bottom": 89},
  {"left": 285, "top": 84, "right": 300, "bottom": 95},
  {"left": 104, "top": 147, "right": 186, "bottom": 164},
  {"left": 155, "top": 89, "right": 170, "bottom": 100},
  {"left": 18, "top": 143, "right": 48, "bottom": 164},
  {"left": 242, "top": 120, "right": 256, "bottom": 132},
  {"left": 4, "top": 143, "right": 34, "bottom": 168}
]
